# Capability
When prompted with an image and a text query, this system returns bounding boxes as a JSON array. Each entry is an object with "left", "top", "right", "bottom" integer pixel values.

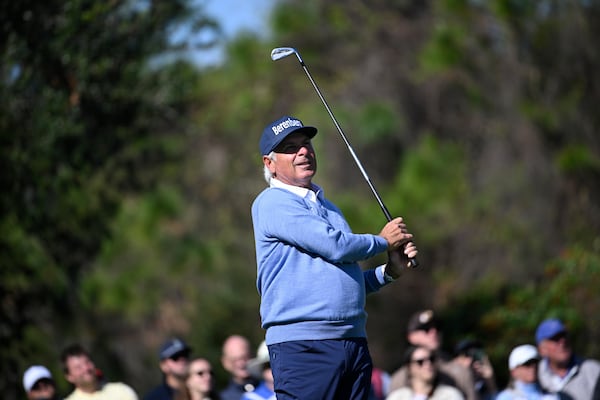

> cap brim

[{"left": 295, "top": 126, "right": 318, "bottom": 137}]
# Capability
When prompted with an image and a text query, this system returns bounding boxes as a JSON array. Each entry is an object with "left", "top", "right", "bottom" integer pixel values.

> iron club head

[{"left": 271, "top": 47, "right": 299, "bottom": 61}]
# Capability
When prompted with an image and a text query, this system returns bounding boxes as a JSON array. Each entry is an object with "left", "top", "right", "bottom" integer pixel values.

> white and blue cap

[{"left": 260, "top": 116, "right": 317, "bottom": 155}]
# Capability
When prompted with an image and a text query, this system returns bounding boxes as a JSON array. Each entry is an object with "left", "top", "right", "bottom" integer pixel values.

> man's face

[
  {"left": 538, "top": 331, "right": 572, "bottom": 365},
  {"left": 264, "top": 132, "right": 317, "bottom": 188},
  {"left": 407, "top": 324, "right": 441, "bottom": 351},
  {"left": 221, "top": 337, "right": 251, "bottom": 381},
  {"left": 27, "top": 378, "right": 56, "bottom": 400},
  {"left": 160, "top": 351, "right": 190, "bottom": 380},
  {"left": 65, "top": 354, "right": 97, "bottom": 390}
]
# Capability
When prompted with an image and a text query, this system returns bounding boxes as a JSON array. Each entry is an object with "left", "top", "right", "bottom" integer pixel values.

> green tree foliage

[{"left": 0, "top": 0, "right": 215, "bottom": 395}]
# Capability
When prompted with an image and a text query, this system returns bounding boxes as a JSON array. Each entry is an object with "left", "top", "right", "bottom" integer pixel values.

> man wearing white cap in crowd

[
  {"left": 241, "top": 341, "right": 275, "bottom": 400},
  {"left": 23, "top": 365, "right": 61, "bottom": 400},
  {"left": 535, "top": 318, "right": 600, "bottom": 399},
  {"left": 495, "top": 344, "right": 557, "bottom": 400}
]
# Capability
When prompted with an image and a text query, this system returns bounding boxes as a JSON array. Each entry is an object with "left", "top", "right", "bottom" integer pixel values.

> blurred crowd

[{"left": 22, "top": 312, "right": 600, "bottom": 400}]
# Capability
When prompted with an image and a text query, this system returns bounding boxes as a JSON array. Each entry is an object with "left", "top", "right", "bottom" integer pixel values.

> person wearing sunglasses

[
  {"left": 390, "top": 310, "right": 476, "bottom": 400},
  {"left": 187, "top": 357, "right": 220, "bottom": 400},
  {"left": 23, "top": 365, "right": 62, "bottom": 400},
  {"left": 144, "top": 338, "right": 192, "bottom": 400},
  {"left": 495, "top": 344, "right": 556, "bottom": 400},
  {"left": 535, "top": 318, "right": 600, "bottom": 400},
  {"left": 387, "top": 345, "right": 464, "bottom": 400}
]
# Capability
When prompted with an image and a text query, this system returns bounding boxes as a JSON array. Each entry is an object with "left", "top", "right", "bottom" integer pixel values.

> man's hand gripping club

[{"left": 379, "top": 217, "right": 418, "bottom": 280}]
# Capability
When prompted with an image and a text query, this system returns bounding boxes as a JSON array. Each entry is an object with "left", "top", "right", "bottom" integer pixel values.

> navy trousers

[{"left": 268, "top": 338, "right": 373, "bottom": 400}]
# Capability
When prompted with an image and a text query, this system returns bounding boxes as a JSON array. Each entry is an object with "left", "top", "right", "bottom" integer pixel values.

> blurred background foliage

[{"left": 2, "top": 0, "right": 599, "bottom": 396}]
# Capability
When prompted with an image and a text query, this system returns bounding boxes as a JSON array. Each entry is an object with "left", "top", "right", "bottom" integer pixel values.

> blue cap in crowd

[
  {"left": 535, "top": 318, "right": 567, "bottom": 344},
  {"left": 259, "top": 116, "right": 317, "bottom": 155},
  {"left": 159, "top": 338, "right": 191, "bottom": 360}
]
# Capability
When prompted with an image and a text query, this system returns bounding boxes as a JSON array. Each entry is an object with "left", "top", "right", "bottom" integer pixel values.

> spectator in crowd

[
  {"left": 187, "top": 357, "right": 220, "bottom": 400},
  {"left": 370, "top": 367, "right": 392, "bottom": 400},
  {"left": 496, "top": 344, "right": 557, "bottom": 400},
  {"left": 453, "top": 339, "right": 497, "bottom": 400},
  {"left": 386, "top": 345, "right": 464, "bottom": 400},
  {"left": 389, "top": 310, "right": 476, "bottom": 400},
  {"left": 144, "top": 337, "right": 192, "bottom": 400},
  {"left": 219, "top": 335, "right": 259, "bottom": 400},
  {"left": 252, "top": 115, "right": 417, "bottom": 399},
  {"left": 23, "top": 365, "right": 61, "bottom": 400},
  {"left": 536, "top": 318, "right": 600, "bottom": 399},
  {"left": 61, "top": 343, "right": 138, "bottom": 400},
  {"left": 241, "top": 341, "right": 275, "bottom": 400}
]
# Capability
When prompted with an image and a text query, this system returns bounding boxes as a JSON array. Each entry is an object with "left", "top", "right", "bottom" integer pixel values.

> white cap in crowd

[
  {"left": 508, "top": 344, "right": 539, "bottom": 370},
  {"left": 23, "top": 365, "right": 53, "bottom": 391}
]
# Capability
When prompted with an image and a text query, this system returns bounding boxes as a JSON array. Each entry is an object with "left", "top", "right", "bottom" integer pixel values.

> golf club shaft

[
  {"left": 300, "top": 64, "right": 393, "bottom": 221},
  {"left": 274, "top": 48, "right": 418, "bottom": 268}
]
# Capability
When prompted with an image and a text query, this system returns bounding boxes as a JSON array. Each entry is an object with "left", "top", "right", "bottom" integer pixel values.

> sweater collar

[{"left": 270, "top": 178, "right": 323, "bottom": 204}]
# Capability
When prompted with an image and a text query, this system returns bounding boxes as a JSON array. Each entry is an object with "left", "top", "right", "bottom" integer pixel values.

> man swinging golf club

[{"left": 251, "top": 115, "right": 418, "bottom": 399}]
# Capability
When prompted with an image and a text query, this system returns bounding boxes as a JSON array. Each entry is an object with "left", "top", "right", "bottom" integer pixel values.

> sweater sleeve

[
  {"left": 253, "top": 188, "right": 388, "bottom": 263},
  {"left": 364, "top": 268, "right": 386, "bottom": 294}
]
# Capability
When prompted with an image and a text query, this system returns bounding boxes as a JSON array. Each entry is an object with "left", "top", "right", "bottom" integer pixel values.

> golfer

[{"left": 251, "top": 115, "right": 418, "bottom": 399}]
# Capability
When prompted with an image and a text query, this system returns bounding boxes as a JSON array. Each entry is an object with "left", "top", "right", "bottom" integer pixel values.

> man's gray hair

[{"left": 263, "top": 152, "right": 276, "bottom": 184}]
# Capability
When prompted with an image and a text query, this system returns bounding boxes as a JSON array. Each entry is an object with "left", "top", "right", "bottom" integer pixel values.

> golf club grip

[
  {"left": 408, "top": 257, "right": 419, "bottom": 268},
  {"left": 380, "top": 199, "right": 419, "bottom": 269}
]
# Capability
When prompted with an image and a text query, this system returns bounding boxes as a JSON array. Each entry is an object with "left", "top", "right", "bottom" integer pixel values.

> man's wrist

[{"left": 382, "top": 264, "right": 398, "bottom": 282}]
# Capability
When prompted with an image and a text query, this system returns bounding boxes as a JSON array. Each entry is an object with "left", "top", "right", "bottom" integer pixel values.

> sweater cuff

[{"left": 375, "top": 264, "right": 388, "bottom": 285}]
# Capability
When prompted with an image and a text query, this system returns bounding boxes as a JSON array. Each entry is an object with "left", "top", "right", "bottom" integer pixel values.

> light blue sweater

[{"left": 251, "top": 182, "right": 389, "bottom": 345}]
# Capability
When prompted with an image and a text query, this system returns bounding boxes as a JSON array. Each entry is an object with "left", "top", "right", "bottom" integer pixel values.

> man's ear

[{"left": 263, "top": 155, "right": 276, "bottom": 173}]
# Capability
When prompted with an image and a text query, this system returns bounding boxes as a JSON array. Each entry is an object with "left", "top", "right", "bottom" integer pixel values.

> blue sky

[{"left": 192, "top": 0, "right": 277, "bottom": 66}]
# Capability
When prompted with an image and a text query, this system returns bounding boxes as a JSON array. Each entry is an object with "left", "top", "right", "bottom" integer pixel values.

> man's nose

[{"left": 297, "top": 144, "right": 310, "bottom": 154}]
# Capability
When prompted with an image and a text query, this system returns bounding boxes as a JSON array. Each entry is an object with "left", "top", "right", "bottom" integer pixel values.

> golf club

[{"left": 270, "top": 46, "right": 418, "bottom": 268}]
